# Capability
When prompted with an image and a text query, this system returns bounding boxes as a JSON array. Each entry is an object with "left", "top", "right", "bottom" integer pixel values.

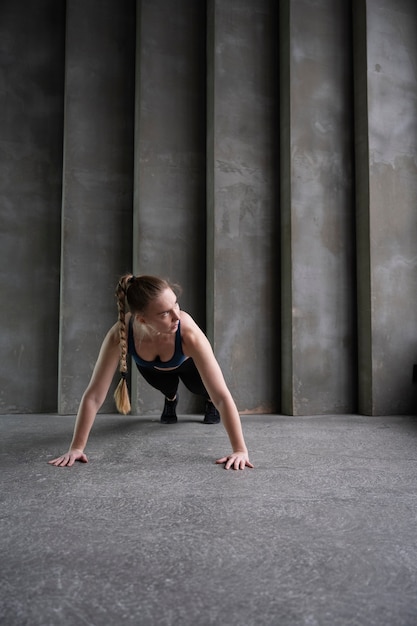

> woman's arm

[
  {"left": 48, "top": 323, "right": 121, "bottom": 467},
  {"left": 181, "top": 313, "right": 253, "bottom": 470}
]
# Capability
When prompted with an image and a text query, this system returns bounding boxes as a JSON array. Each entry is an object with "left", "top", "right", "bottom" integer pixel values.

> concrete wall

[
  {"left": 59, "top": 0, "right": 136, "bottom": 413},
  {"left": 0, "top": 0, "right": 416, "bottom": 417},
  {"left": 354, "top": 0, "right": 417, "bottom": 414},
  {"left": 207, "top": 0, "right": 279, "bottom": 413},
  {"left": 280, "top": 0, "right": 356, "bottom": 415},
  {"left": 133, "top": 0, "right": 207, "bottom": 413},
  {"left": 0, "top": 1, "right": 65, "bottom": 412}
]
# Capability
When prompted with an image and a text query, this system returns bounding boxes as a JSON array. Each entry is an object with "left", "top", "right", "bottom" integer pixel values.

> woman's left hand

[{"left": 216, "top": 452, "right": 254, "bottom": 470}]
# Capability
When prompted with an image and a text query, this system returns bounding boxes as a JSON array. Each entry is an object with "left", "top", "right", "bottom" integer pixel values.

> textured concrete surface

[
  {"left": 280, "top": 0, "right": 356, "bottom": 415},
  {"left": 2, "top": 413, "right": 417, "bottom": 625},
  {"left": 0, "top": 1, "right": 65, "bottom": 413},
  {"left": 207, "top": 0, "right": 279, "bottom": 413},
  {"left": 1, "top": 0, "right": 417, "bottom": 420},
  {"left": 133, "top": 0, "right": 207, "bottom": 415},
  {"left": 354, "top": 0, "right": 417, "bottom": 414},
  {"left": 59, "top": 0, "right": 135, "bottom": 414}
]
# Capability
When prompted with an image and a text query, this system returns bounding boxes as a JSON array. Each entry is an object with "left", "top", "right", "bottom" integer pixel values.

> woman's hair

[{"left": 113, "top": 274, "right": 175, "bottom": 414}]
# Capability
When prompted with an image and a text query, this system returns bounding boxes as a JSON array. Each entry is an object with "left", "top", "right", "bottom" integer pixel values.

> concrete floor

[{"left": 1, "top": 412, "right": 417, "bottom": 626}]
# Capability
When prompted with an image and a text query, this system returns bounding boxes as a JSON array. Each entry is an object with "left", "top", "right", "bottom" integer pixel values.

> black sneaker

[
  {"left": 161, "top": 395, "right": 178, "bottom": 424},
  {"left": 203, "top": 400, "right": 220, "bottom": 424}
]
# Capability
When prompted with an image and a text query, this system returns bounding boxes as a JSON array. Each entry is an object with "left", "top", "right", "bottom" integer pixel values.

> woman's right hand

[{"left": 48, "top": 448, "right": 88, "bottom": 467}]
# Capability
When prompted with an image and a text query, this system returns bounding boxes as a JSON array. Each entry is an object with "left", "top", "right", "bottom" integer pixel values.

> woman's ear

[{"left": 135, "top": 313, "right": 146, "bottom": 325}]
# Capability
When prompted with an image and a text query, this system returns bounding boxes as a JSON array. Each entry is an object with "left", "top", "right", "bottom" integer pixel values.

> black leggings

[{"left": 137, "top": 357, "right": 210, "bottom": 400}]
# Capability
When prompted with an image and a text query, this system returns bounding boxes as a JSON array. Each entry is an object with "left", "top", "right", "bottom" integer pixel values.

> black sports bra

[{"left": 127, "top": 318, "right": 188, "bottom": 369}]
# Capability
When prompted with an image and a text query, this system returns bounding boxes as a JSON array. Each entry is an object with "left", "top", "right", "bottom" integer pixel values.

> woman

[{"left": 48, "top": 274, "right": 253, "bottom": 470}]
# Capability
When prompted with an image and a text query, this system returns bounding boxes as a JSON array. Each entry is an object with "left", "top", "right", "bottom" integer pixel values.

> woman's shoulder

[
  {"left": 180, "top": 311, "right": 209, "bottom": 350},
  {"left": 179, "top": 310, "right": 198, "bottom": 332},
  {"left": 105, "top": 320, "right": 122, "bottom": 345},
  {"left": 105, "top": 313, "right": 131, "bottom": 345}
]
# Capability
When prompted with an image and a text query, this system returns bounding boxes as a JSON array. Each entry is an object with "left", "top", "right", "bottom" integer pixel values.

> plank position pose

[{"left": 49, "top": 274, "right": 253, "bottom": 470}]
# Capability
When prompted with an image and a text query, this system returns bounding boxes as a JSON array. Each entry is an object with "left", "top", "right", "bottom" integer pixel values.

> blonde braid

[{"left": 113, "top": 274, "right": 133, "bottom": 414}]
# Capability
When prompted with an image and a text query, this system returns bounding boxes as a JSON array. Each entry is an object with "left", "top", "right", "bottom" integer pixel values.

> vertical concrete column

[
  {"left": 280, "top": 0, "right": 356, "bottom": 415},
  {"left": 0, "top": 1, "right": 65, "bottom": 413},
  {"left": 354, "top": 0, "right": 417, "bottom": 414},
  {"left": 133, "top": 0, "right": 207, "bottom": 414},
  {"left": 59, "top": 0, "right": 135, "bottom": 413},
  {"left": 207, "top": 0, "right": 279, "bottom": 413}
]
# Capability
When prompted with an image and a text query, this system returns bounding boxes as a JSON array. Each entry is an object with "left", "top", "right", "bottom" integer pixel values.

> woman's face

[{"left": 138, "top": 288, "right": 180, "bottom": 335}]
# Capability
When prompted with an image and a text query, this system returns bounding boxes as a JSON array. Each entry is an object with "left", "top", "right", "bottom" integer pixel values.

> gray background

[{"left": 1, "top": 0, "right": 416, "bottom": 417}]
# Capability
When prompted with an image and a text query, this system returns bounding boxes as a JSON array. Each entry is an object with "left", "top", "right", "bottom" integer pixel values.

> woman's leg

[
  {"left": 176, "top": 358, "right": 209, "bottom": 397},
  {"left": 137, "top": 366, "right": 179, "bottom": 399},
  {"left": 136, "top": 361, "right": 219, "bottom": 424},
  {"left": 136, "top": 366, "right": 179, "bottom": 423},
  {"left": 177, "top": 359, "right": 220, "bottom": 424}
]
